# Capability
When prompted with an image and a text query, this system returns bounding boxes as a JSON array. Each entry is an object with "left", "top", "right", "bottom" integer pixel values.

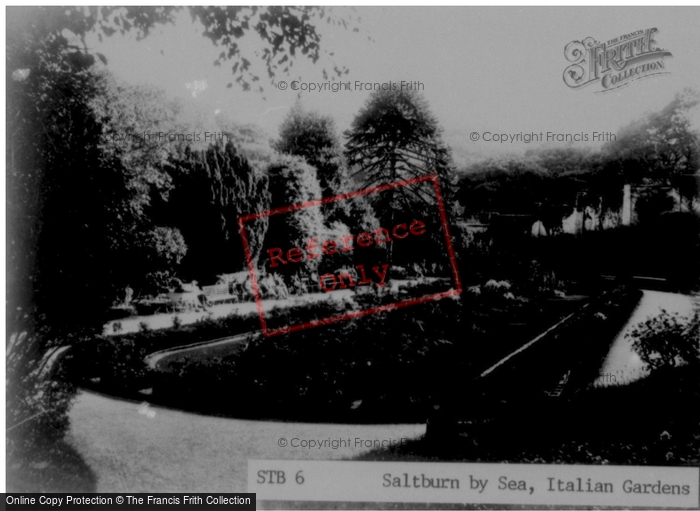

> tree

[
  {"left": 7, "top": 60, "right": 193, "bottom": 333},
  {"left": 602, "top": 88, "right": 700, "bottom": 214},
  {"left": 345, "top": 89, "right": 452, "bottom": 195},
  {"left": 344, "top": 89, "right": 455, "bottom": 275},
  {"left": 92, "top": 73, "right": 184, "bottom": 188},
  {"left": 163, "top": 142, "right": 271, "bottom": 282},
  {"left": 457, "top": 156, "right": 547, "bottom": 216},
  {"left": 345, "top": 88, "right": 454, "bottom": 220},
  {"left": 457, "top": 148, "right": 607, "bottom": 234},
  {"left": 275, "top": 102, "right": 379, "bottom": 239},
  {"left": 277, "top": 103, "right": 347, "bottom": 199},
  {"left": 8, "top": 6, "right": 361, "bottom": 93},
  {"left": 217, "top": 120, "right": 276, "bottom": 168},
  {"left": 262, "top": 155, "right": 325, "bottom": 284},
  {"left": 90, "top": 76, "right": 193, "bottom": 296},
  {"left": 8, "top": 36, "right": 128, "bottom": 339},
  {"left": 6, "top": 29, "right": 172, "bottom": 460}
]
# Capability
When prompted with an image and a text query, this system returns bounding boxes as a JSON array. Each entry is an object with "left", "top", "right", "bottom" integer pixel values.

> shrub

[
  {"left": 6, "top": 333, "right": 77, "bottom": 460},
  {"left": 68, "top": 337, "right": 152, "bottom": 393},
  {"left": 631, "top": 309, "right": 700, "bottom": 372}
]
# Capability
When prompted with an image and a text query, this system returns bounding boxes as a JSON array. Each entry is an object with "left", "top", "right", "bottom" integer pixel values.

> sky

[{"left": 87, "top": 6, "right": 700, "bottom": 166}]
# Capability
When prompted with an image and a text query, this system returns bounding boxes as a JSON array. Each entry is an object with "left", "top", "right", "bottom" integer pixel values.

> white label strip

[{"left": 248, "top": 460, "right": 699, "bottom": 508}]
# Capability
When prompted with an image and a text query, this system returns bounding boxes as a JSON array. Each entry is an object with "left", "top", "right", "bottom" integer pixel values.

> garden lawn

[{"left": 67, "top": 390, "right": 425, "bottom": 493}]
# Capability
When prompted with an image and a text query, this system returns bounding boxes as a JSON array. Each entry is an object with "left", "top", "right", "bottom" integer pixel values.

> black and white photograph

[{"left": 4, "top": 4, "right": 700, "bottom": 509}]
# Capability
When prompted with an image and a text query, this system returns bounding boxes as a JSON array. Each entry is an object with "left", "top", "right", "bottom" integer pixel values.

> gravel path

[
  {"left": 67, "top": 391, "right": 425, "bottom": 493},
  {"left": 105, "top": 290, "right": 354, "bottom": 336}
]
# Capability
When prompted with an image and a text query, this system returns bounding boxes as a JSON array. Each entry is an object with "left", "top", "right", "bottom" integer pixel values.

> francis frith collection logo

[{"left": 563, "top": 28, "right": 672, "bottom": 93}]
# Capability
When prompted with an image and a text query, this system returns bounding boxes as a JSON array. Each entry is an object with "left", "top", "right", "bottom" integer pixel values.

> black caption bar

[{"left": 3, "top": 494, "right": 256, "bottom": 511}]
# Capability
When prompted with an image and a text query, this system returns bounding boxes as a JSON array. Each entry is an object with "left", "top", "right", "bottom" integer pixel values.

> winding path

[{"left": 145, "top": 332, "right": 259, "bottom": 371}]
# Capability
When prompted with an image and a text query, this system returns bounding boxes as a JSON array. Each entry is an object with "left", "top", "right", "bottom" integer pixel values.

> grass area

[{"left": 66, "top": 391, "right": 425, "bottom": 493}]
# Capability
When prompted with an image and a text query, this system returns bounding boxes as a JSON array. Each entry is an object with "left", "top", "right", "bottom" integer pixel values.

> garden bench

[{"left": 202, "top": 283, "right": 240, "bottom": 304}]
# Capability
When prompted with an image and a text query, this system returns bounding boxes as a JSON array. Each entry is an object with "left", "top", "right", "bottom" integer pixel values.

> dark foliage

[
  {"left": 345, "top": 88, "right": 455, "bottom": 223},
  {"left": 275, "top": 103, "right": 381, "bottom": 240},
  {"left": 631, "top": 308, "right": 700, "bottom": 373},
  {"left": 7, "top": 17, "right": 154, "bottom": 462},
  {"left": 260, "top": 155, "right": 325, "bottom": 282},
  {"left": 160, "top": 142, "right": 270, "bottom": 283},
  {"left": 431, "top": 286, "right": 643, "bottom": 430},
  {"left": 6, "top": 350, "right": 78, "bottom": 458},
  {"left": 456, "top": 90, "right": 700, "bottom": 229},
  {"left": 358, "top": 366, "right": 699, "bottom": 467},
  {"left": 276, "top": 103, "right": 347, "bottom": 199},
  {"left": 154, "top": 295, "right": 460, "bottom": 422}
]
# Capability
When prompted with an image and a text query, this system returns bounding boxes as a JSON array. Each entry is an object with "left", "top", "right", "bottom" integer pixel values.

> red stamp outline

[{"left": 238, "top": 174, "right": 462, "bottom": 337}]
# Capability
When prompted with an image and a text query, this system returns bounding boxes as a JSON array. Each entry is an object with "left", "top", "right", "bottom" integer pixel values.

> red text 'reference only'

[{"left": 266, "top": 220, "right": 427, "bottom": 268}]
